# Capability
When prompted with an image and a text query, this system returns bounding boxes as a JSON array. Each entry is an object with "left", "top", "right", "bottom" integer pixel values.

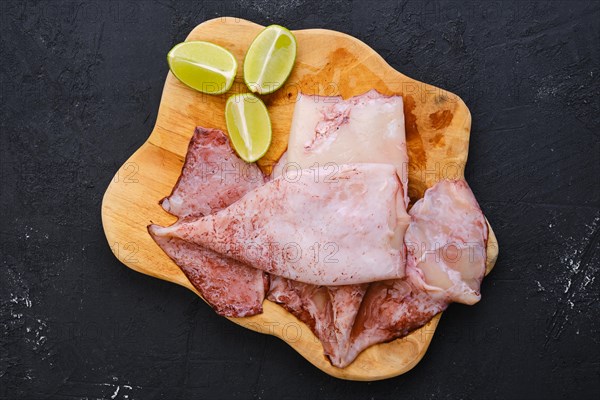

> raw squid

[
  {"left": 161, "top": 127, "right": 265, "bottom": 218},
  {"left": 341, "top": 279, "right": 448, "bottom": 368},
  {"left": 152, "top": 163, "right": 410, "bottom": 286},
  {"left": 268, "top": 90, "right": 410, "bottom": 365},
  {"left": 267, "top": 275, "right": 368, "bottom": 365},
  {"left": 149, "top": 127, "right": 268, "bottom": 317},
  {"left": 287, "top": 89, "right": 409, "bottom": 206},
  {"left": 405, "top": 179, "right": 488, "bottom": 305},
  {"left": 266, "top": 154, "right": 368, "bottom": 364},
  {"left": 267, "top": 276, "right": 338, "bottom": 358},
  {"left": 326, "top": 284, "right": 369, "bottom": 365},
  {"left": 339, "top": 179, "right": 489, "bottom": 366},
  {"left": 147, "top": 98, "right": 489, "bottom": 367},
  {"left": 149, "top": 227, "right": 268, "bottom": 317}
]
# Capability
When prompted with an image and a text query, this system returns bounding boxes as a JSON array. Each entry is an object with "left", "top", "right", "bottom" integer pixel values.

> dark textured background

[{"left": 1, "top": 1, "right": 599, "bottom": 399}]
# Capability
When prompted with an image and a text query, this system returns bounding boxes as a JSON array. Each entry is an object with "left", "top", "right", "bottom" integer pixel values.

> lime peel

[
  {"left": 234, "top": 99, "right": 252, "bottom": 153},
  {"left": 225, "top": 93, "right": 272, "bottom": 163},
  {"left": 244, "top": 25, "right": 297, "bottom": 95},
  {"left": 254, "top": 29, "right": 284, "bottom": 87},
  {"left": 167, "top": 41, "right": 237, "bottom": 95}
]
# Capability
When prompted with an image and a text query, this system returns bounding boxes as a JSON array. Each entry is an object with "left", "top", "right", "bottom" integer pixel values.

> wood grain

[{"left": 101, "top": 17, "right": 499, "bottom": 381}]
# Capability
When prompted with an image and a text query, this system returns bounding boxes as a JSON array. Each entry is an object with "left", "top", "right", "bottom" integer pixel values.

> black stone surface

[{"left": 1, "top": 1, "right": 599, "bottom": 399}]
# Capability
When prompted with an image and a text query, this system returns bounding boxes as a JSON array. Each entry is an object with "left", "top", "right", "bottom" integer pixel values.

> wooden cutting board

[{"left": 101, "top": 17, "right": 498, "bottom": 381}]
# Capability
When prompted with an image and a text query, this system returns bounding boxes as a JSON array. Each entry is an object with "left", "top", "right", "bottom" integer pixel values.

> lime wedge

[
  {"left": 225, "top": 93, "right": 272, "bottom": 162},
  {"left": 167, "top": 41, "right": 237, "bottom": 95},
  {"left": 243, "top": 25, "right": 297, "bottom": 95}
]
